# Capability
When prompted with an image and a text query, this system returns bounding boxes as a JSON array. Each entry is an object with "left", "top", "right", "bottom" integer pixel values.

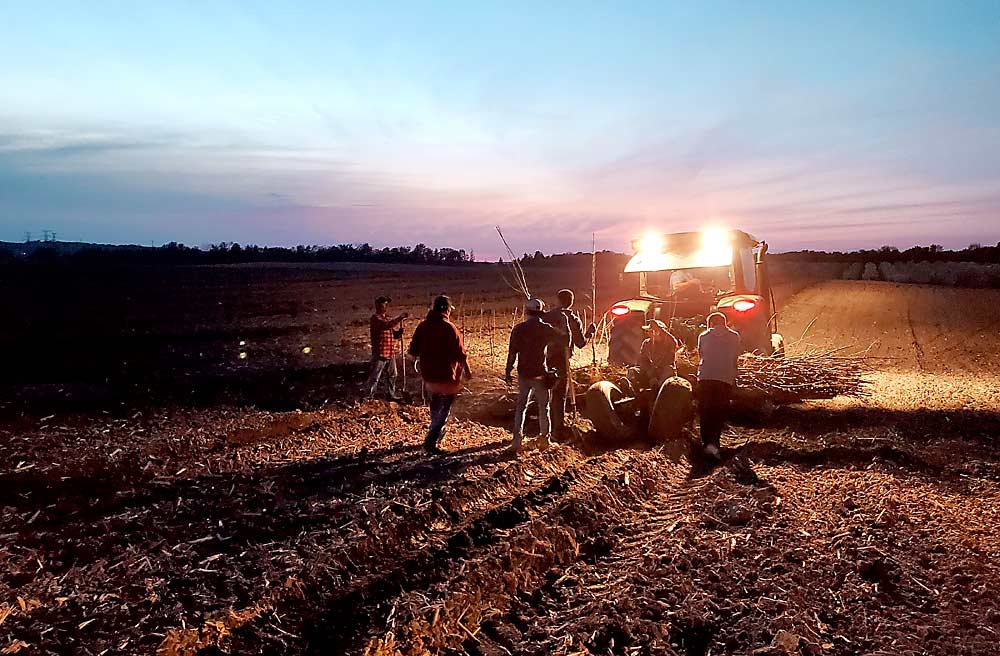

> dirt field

[{"left": 3, "top": 266, "right": 999, "bottom": 655}]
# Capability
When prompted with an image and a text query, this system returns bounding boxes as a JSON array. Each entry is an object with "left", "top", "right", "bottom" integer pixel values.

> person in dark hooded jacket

[{"left": 408, "top": 295, "right": 471, "bottom": 454}]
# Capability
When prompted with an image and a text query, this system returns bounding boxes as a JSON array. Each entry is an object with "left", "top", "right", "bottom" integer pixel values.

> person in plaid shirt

[{"left": 367, "top": 296, "right": 408, "bottom": 400}]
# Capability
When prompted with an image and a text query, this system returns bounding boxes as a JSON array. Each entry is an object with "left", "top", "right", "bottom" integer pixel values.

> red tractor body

[{"left": 608, "top": 229, "right": 783, "bottom": 364}]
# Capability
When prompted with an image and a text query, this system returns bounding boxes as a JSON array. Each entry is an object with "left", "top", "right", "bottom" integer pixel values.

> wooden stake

[
  {"left": 591, "top": 232, "right": 598, "bottom": 367},
  {"left": 490, "top": 309, "right": 496, "bottom": 364}
]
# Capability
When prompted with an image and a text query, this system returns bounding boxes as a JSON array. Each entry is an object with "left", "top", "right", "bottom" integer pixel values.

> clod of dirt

[
  {"left": 722, "top": 504, "right": 754, "bottom": 526},
  {"left": 858, "top": 558, "right": 901, "bottom": 593},
  {"left": 773, "top": 629, "right": 802, "bottom": 653}
]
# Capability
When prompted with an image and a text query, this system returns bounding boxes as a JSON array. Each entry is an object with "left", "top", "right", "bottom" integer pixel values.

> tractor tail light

[
  {"left": 732, "top": 299, "right": 756, "bottom": 313},
  {"left": 610, "top": 304, "right": 630, "bottom": 317}
]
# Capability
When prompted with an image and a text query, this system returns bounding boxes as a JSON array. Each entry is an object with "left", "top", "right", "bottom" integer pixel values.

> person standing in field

[
  {"left": 696, "top": 312, "right": 741, "bottom": 459},
  {"left": 408, "top": 295, "right": 472, "bottom": 454},
  {"left": 543, "top": 289, "right": 597, "bottom": 438},
  {"left": 506, "top": 298, "right": 561, "bottom": 453},
  {"left": 367, "top": 295, "right": 408, "bottom": 401},
  {"left": 638, "top": 319, "right": 682, "bottom": 389}
]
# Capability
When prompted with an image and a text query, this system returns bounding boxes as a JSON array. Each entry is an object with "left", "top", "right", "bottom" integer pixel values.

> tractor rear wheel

[
  {"left": 584, "top": 381, "right": 629, "bottom": 442},
  {"left": 608, "top": 312, "right": 644, "bottom": 366},
  {"left": 648, "top": 376, "right": 694, "bottom": 445}
]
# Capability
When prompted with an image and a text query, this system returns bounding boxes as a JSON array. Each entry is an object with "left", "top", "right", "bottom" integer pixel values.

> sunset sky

[{"left": 2, "top": 1, "right": 999, "bottom": 256}]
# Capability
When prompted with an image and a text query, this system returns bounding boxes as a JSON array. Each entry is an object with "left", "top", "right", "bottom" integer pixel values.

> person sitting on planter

[{"left": 638, "top": 319, "right": 682, "bottom": 390}]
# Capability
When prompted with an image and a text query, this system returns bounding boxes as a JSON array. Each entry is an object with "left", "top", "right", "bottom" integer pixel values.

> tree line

[
  {"left": 0, "top": 241, "right": 473, "bottom": 267},
  {"left": 772, "top": 242, "right": 1000, "bottom": 264},
  {"left": 3, "top": 239, "right": 998, "bottom": 269}
]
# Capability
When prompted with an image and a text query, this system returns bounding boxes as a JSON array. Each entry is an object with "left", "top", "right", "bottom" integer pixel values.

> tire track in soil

[
  {"left": 300, "top": 451, "right": 637, "bottom": 654},
  {"left": 159, "top": 446, "right": 638, "bottom": 654},
  {"left": 359, "top": 449, "right": 693, "bottom": 656}
]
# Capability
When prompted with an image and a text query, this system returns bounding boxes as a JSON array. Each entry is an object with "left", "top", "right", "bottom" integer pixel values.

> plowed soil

[{"left": 3, "top": 268, "right": 999, "bottom": 655}]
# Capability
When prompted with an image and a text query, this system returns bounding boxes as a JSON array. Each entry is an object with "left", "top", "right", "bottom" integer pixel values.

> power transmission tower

[
  {"left": 24, "top": 231, "right": 31, "bottom": 242},
  {"left": 41, "top": 229, "right": 50, "bottom": 241},
  {"left": 50, "top": 231, "right": 57, "bottom": 242}
]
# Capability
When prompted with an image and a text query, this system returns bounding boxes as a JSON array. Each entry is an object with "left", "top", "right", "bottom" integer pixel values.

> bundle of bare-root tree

[
  {"left": 738, "top": 348, "right": 873, "bottom": 400},
  {"left": 677, "top": 347, "right": 873, "bottom": 401}
]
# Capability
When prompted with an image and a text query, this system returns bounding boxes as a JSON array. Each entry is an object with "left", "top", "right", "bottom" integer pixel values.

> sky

[{"left": 1, "top": 1, "right": 999, "bottom": 256}]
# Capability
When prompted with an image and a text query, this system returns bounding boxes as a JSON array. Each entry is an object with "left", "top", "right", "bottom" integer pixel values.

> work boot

[{"left": 425, "top": 427, "right": 448, "bottom": 455}]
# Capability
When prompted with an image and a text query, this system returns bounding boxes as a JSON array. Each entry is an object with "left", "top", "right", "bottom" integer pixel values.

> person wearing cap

[
  {"left": 506, "top": 298, "right": 561, "bottom": 453},
  {"left": 697, "top": 312, "right": 742, "bottom": 459},
  {"left": 408, "top": 295, "right": 472, "bottom": 454},
  {"left": 543, "top": 289, "right": 597, "bottom": 437},
  {"left": 367, "top": 296, "right": 409, "bottom": 401},
  {"left": 638, "top": 319, "right": 682, "bottom": 390}
]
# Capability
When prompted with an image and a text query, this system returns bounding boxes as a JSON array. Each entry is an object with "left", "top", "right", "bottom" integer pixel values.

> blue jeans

[
  {"left": 425, "top": 393, "right": 455, "bottom": 448},
  {"left": 367, "top": 356, "right": 397, "bottom": 397},
  {"left": 513, "top": 376, "right": 551, "bottom": 446}
]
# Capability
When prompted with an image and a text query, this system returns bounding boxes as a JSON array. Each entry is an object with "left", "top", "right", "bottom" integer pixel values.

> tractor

[{"left": 585, "top": 228, "right": 783, "bottom": 445}]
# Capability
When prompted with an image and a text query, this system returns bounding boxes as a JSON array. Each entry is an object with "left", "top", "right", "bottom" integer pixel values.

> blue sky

[{"left": 1, "top": 1, "right": 999, "bottom": 255}]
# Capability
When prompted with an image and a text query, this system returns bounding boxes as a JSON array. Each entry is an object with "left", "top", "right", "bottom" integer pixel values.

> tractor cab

[{"left": 608, "top": 229, "right": 783, "bottom": 364}]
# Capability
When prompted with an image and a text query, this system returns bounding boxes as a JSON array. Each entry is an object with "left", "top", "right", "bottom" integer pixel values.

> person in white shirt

[
  {"left": 670, "top": 270, "right": 702, "bottom": 299},
  {"left": 697, "top": 312, "right": 742, "bottom": 459}
]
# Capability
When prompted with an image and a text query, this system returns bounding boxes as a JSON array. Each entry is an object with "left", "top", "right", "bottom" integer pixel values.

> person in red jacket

[{"left": 407, "top": 295, "right": 472, "bottom": 454}]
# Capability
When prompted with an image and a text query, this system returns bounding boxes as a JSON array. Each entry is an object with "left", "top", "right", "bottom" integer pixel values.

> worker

[
  {"left": 408, "top": 295, "right": 472, "bottom": 454},
  {"left": 696, "top": 312, "right": 741, "bottom": 459},
  {"left": 543, "top": 289, "right": 597, "bottom": 437},
  {"left": 670, "top": 270, "right": 702, "bottom": 299},
  {"left": 366, "top": 295, "right": 408, "bottom": 401},
  {"left": 639, "top": 319, "right": 682, "bottom": 389},
  {"left": 506, "top": 298, "right": 561, "bottom": 453}
]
